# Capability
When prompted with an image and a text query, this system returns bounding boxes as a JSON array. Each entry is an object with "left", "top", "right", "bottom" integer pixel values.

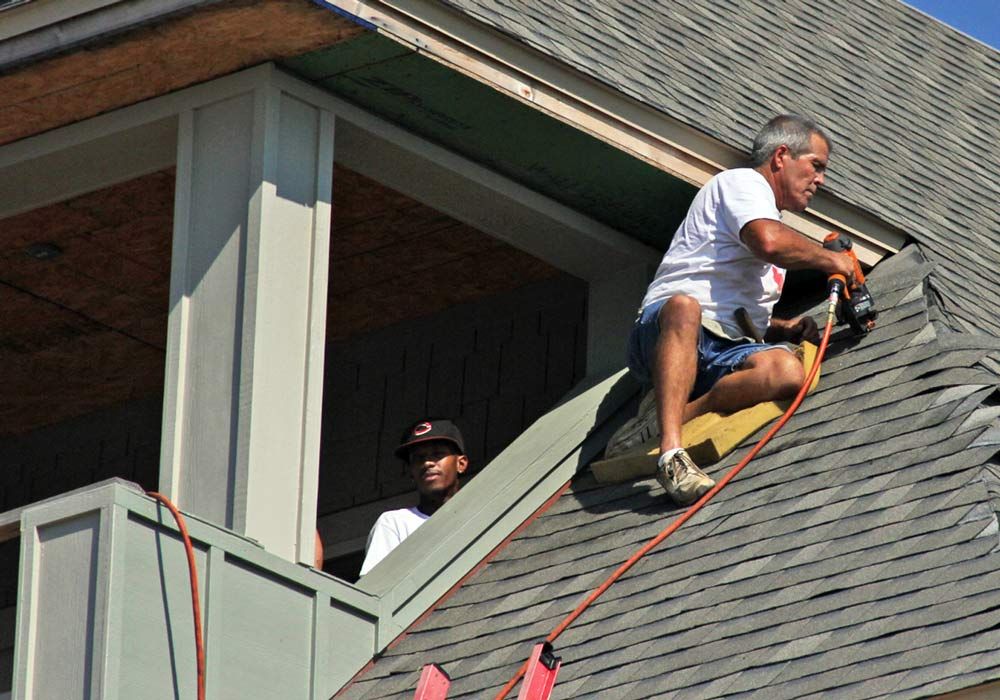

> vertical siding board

[
  {"left": 25, "top": 512, "right": 101, "bottom": 699},
  {"left": 217, "top": 559, "right": 313, "bottom": 699},
  {"left": 94, "top": 504, "right": 128, "bottom": 700},
  {"left": 116, "top": 514, "right": 208, "bottom": 699},
  {"left": 203, "top": 546, "right": 225, "bottom": 700}
]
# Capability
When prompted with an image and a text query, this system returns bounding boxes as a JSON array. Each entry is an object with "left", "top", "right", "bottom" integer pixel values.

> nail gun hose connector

[{"left": 827, "top": 274, "right": 846, "bottom": 299}]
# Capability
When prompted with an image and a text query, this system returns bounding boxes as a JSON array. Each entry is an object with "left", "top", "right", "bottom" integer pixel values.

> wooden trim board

[{"left": 592, "top": 342, "right": 821, "bottom": 483}]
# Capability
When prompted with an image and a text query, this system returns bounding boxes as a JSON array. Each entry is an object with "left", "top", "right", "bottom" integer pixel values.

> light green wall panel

[
  {"left": 215, "top": 560, "right": 314, "bottom": 699},
  {"left": 117, "top": 515, "right": 209, "bottom": 700}
]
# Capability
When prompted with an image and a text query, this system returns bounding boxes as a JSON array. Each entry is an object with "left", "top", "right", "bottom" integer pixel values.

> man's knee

[
  {"left": 657, "top": 294, "right": 702, "bottom": 330},
  {"left": 746, "top": 349, "right": 804, "bottom": 396}
]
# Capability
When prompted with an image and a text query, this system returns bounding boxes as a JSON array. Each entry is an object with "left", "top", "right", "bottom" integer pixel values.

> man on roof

[
  {"left": 627, "top": 114, "right": 855, "bottom": 507},
  {"left": 359, "top": 418, "right": 468, "bottom": 576}
]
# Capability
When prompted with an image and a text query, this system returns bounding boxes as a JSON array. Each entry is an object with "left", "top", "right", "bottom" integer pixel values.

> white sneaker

[
  {"left": 657, "top": 449, "right": 714, "bottom": 505},
  {"left": 605, "top": 389, "right": 659, "bottom": 458}
]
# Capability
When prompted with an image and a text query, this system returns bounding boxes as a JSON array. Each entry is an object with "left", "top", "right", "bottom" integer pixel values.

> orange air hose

[
  {"left": 148, "top": 492, "right": 206, "bottom": 700},
  {"left": 494, "top": 296, "right": 839, "bottom": 699}
]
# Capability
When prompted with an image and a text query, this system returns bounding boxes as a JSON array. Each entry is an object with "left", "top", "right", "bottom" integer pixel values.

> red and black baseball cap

[{"left": 395, "top": 418, "right": 466, "bottom": 459}]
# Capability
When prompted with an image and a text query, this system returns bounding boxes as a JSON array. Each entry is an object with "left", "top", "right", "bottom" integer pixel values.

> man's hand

[
  {"left": 828, "top": 249, "right": 856, "bottom": 287},
  {"left": 765, "top": 316, "right": 819, "bottom": 344}
]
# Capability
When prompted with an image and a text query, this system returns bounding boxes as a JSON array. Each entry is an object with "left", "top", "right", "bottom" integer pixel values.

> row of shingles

[
  {"left": 925, "top": 251, "right": 1000, "bottom": 340},
  {"left": 342, "top": 256, "right": 992, "bottom": 696},
  {"left": 350, "top": 328, "right": 992, "bottom": 696},
  {"left": 548, "top": 440, "right": 992, "bottom": 692},
  {"left": 722, "top": 581, "right": 1000, "bottom": 699},
  {"left": 436, "top": 444, "right": 996, "bottom": 697},
  {"left": 758, "top": 629, "right": 1000, "bottom": 700},
  {"left": 565, "top": 548, "right": 1000, "bottom": 699},
  {"left": 873, "top": 648, "right": 1000, "bottom": 699},
  {"left": 350, "top": 258, "right": 960, "bottom": 696},
  {"left": 607, "top": 254, "right": 1000, "bottom": 698},
  {"left": 438, "top": 0, "right": 1000, "bottom": 339},
  {"left": 540, "top": 386, "right": 1000, "bottom": 692},
  {"left": 442, "top": 270, "right": 1000, "bottom": 692},
  {"left": 352, "top": 382, "right": 992, "bottom": 696}
]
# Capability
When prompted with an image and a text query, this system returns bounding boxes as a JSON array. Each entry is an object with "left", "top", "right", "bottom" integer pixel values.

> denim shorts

[{"left": 626, "top": 298, "right": 782, "bottom": 400}]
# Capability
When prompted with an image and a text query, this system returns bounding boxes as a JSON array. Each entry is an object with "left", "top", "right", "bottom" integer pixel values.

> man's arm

[
  {"left": 765, "top": 315, "right": 819, "bottom": 344},
  {"left": 742, "top": 219, "right": 855, "bottom": 282}
]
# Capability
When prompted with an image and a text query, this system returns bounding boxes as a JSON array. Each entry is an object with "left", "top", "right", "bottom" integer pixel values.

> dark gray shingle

[{"left": 341, "top": 249, "right": 1000, "bottom": 699}]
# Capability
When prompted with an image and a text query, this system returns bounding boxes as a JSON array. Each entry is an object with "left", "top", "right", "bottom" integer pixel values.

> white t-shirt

[
  {"left": 359, "top": 506, "right": 430, "bottom": 576},
  {"left": 641, "top": 168, "right": 785, "bottom": 339}
]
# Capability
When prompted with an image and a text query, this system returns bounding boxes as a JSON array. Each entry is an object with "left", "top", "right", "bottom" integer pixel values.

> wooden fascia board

[
  {"left": 0, "top": 0, "right": 215, "bottom": 62},
  {"left": 0, "top": 0, "right": 128, "bottom": 42},
  {"left": 321, "top": 0, "right": 905, "bottom": 266}
]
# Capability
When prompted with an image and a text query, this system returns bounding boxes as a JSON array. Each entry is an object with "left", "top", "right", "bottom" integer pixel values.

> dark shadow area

[{"left": 0, "top": 537, "right": 18, "bottom": 695}]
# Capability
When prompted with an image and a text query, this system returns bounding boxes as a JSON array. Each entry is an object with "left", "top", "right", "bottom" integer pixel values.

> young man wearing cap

[{"left": 358, "top": 418, "right": 468, "bottom": 576}]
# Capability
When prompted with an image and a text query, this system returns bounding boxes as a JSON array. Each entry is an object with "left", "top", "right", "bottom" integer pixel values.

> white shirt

[
  {"left": 359, "top": 506, "right": 430, "bottom": 576},
  {"left": 642, "top": 168, "right": 785, "bottom": 339}
]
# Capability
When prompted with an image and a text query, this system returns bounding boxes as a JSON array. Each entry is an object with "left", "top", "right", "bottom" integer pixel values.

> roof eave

[
  {"left": 323, "top": 0, "right": 906, "bottom": 265},
  {"left": 0, "top": 0, "right": 220, "bottom": 70}
]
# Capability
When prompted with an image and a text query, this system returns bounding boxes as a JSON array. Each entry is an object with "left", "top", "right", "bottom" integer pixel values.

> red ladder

[
  {"left": 413, "top": 664, "right": 450, "bottom": 699},
  {"left": 413, "top": 642, "right": 561, "bottom": 700},
  {"left": 516, "top": 642, "right": 562, "bottom": 699}
]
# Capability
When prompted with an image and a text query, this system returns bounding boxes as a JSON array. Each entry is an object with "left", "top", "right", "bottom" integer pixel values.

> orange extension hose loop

[
  {"left": 494, "top": 300, "right": 839, "bottom": 700},
  {"left": 148, "top": 492, "right": 207, "bottom": 700}
]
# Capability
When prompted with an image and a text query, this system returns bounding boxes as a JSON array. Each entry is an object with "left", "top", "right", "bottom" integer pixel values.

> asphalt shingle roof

[
  {"left": 335, "top": 3, "right": 1000, "bottom": 696},
  {"left": 435, "top": 0, "right": 1000, "bottom": 342},
  {"left": 341, "top": 247, "right": 1000, "bottom": 699}
]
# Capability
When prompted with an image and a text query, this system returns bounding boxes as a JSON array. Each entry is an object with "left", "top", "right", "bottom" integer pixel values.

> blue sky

[{"left": 904, "top": 0, "right": 1000, "bottom": 50}]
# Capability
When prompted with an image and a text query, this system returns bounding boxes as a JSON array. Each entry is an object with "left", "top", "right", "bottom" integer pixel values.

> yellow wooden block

[{"left": 591, "top": 342, "right": 820, "bottom": 483}]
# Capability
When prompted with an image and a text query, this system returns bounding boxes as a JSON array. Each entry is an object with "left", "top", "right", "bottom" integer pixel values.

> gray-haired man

[{"left": 628, "top": 114, "right": 855, "bottom": 506}]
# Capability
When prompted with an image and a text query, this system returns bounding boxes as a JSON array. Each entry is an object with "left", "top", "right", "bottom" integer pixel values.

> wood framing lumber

[{"left": 591, "top": 342, "right": 820, "bottom": 483}]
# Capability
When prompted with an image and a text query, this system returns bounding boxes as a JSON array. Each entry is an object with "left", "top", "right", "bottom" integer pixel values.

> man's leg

[
  {"left": 653, "top": 295, "right": 702, "bottom": 455},
  {"left": 650, "top": 294, "right": 716, "bottom": 506},
  {"left": 684, "top": 347, "right": 805, "bottom": 422}
]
